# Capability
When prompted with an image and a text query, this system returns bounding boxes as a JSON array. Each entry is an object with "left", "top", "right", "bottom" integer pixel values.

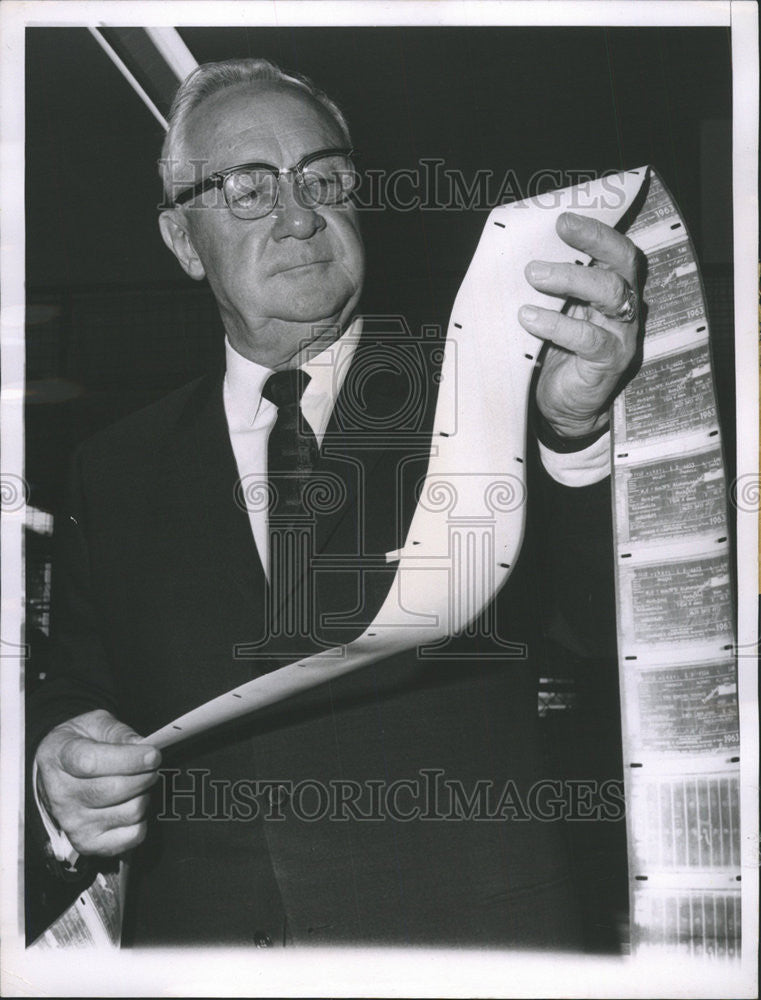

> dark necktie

[{"left": 261, "top": 369, "right": 319, "bottom": 647}]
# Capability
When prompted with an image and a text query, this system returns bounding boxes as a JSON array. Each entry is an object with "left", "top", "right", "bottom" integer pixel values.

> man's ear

[{"left": 158, "top": 209, "right": 206, "bottom": 280}]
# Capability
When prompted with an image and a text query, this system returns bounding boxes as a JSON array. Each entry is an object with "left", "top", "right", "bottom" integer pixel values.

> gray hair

[{"left": 159, "top": 57, "right": 352, "bottom": 199}]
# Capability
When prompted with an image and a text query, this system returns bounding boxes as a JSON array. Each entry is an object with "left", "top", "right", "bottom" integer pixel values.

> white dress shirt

[{"left": 224, "top": 318, "right": 362, "bottom": 575}]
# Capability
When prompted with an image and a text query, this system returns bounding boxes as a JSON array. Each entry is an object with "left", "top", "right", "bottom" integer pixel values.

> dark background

[
  {"left": 23, "top": 25, "right": 735, "bottom": 952},
  {"left": 25, "top": 25, "right": 734, "bottom": 510}
]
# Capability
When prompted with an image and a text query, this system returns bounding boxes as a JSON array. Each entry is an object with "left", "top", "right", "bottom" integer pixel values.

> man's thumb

[{"left": 101, "top": 714, "right": 144, "bottom": 746}]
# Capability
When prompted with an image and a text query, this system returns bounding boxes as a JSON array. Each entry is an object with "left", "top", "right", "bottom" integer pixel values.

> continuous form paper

[
  {"left": 33, "top": 167, "right": 739, "bottom": 959},
  {"left": 612, "top": 171, "right": 740, "bottom": 959}
]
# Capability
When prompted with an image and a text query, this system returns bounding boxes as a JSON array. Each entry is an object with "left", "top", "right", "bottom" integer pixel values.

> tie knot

[{"left": 262, "top": 369, "right": 311, "bottom": 408}]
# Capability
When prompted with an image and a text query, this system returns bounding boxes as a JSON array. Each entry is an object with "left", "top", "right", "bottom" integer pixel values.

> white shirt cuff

[
  {"left": 32, "top": 757, "right": 80, "bottom": 868},
  {"left": 539, "top": 430, "right": 611, "bottom": 487}
]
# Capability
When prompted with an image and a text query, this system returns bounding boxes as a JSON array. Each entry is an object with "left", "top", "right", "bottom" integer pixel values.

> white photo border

[{"left": 1, "top": 2, "right": 757, "bottom": 997}]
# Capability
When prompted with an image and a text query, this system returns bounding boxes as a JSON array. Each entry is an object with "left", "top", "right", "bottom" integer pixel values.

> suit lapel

[
  {"left": 311, "top": 320, "right": 438, "bottom": 640},
  {"left": 168, "top": 368, "right": 267, "bottom": 606},
  {"left": 314, "top": 324, "right": 424, "bottom": 559}
]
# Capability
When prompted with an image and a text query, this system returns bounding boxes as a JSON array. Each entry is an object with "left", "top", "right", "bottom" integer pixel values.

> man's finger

[
  {"left": 99, "top": 716, "right": 147, "bottom": 746},
  {"left": 60, "top": 737, "right": 161, "bottom": 779},
  {"left": 71, "top": 820, "right": 149, "bottom": 858},
  {"left": 518, "top": 304, "right": 625, "bottom": 367},
  {"left": 556, "top": 212, "right": 640, "bottom": 280},
  {"left": 525, "top": 260, "right": 634, "bottom": 320},
  {"left": 96, "top": 793, "right": 152, "bottom": 831},
  {"left": 76, "top": 770, "right": 161, "bottom": 808}
]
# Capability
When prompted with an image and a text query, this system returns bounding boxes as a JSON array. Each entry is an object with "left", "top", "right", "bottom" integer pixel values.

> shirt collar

[{"left": 224, "top": 316, "right": 362, "bottom": 427}]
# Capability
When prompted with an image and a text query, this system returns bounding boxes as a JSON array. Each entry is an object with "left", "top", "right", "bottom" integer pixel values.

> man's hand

[
  {"left": 35, "top": 709, "right": 162, "bottom": 858},
  {"left": 519, "top": 211, "right": 643, "bottom": 439}
]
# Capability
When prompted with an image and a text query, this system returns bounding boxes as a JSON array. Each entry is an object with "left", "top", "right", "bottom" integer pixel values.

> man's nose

[{"left": 270, "top": 177, "right": 326, "bottom": 240}]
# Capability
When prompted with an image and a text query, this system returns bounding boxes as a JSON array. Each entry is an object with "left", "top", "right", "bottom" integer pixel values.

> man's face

[{"left": 161, "top": 82, "right": 365, "bottom": 368}]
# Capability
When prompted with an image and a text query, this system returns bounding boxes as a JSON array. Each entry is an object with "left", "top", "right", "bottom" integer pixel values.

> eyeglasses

[{"left": 173, "top": 147, "right": 357, "bottom": 220}]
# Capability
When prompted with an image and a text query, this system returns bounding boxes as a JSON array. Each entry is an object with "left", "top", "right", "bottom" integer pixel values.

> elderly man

[{"left": 29, "top": 58, "right": 640, "bottom": 947}]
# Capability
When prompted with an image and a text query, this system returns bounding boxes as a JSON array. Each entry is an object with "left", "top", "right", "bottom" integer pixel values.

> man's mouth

[{"left": 274, "top": 259, "right": 331, "bottom": 275}]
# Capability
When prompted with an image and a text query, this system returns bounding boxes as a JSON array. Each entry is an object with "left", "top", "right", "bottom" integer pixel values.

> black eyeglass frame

[{"left": 172, "top": 146, "right": 356, "bottom": 215}]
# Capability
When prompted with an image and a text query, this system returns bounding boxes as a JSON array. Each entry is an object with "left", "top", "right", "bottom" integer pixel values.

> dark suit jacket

[{"left": 27, "top": 319, "right": 617, "bottom": 948}]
